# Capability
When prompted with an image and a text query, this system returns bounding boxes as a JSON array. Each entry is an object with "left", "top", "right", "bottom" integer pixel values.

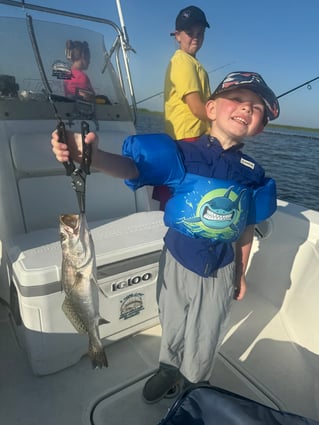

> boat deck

[
  {"left": 0, "top": 300, "right": 166, "bottom": 425},
  {"left": 0, "top": 296, "right": 289, "bottom": 425},
  {"left": 0, "top": 297, "right": 278, "bottom": 425}
]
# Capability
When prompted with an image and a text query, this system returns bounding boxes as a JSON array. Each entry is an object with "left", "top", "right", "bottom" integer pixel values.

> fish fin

[
  {"left": 185, "top": 216, "right": 201, "bottom": 223},
  {"left": 92, "top": 278, "right": 107, "bottom": 298},
  {"left": 88, "top": 340, "right": 108, "bottom": 368},
  {"left": 98, "top": 317, "right": 110, "bottom": 326},
  {"left": 62, "top": 298, "right": 88, "bottom": 334},
  {"left": 97, "top": 285, "right": 107, "bottom": 298},
  {"left": 74, "top": 272, "right": 84, "bottom": 287}
]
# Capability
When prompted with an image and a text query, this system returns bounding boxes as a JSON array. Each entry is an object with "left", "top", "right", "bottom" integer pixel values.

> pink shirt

[{"left": 63, "top": 68, "right": 94, "bottom": 97}]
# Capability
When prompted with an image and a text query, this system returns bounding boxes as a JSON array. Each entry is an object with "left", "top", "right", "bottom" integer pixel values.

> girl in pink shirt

[{"left": 64, "top": 40, "right": 95, "bottom": 99}]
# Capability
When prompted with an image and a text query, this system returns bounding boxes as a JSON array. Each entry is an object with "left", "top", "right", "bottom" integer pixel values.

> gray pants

[{"left": 157, "top": 247, "right": 235, "bottom": 383}]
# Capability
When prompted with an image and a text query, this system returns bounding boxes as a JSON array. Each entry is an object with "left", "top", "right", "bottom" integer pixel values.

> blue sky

[{"left": 1, "top": 0, "right": 319, "bottom": 128}]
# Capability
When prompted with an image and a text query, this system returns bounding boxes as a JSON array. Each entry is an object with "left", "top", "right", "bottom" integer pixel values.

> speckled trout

[{"left": 59, "top": 213, "right": 109, "bottom": 368}]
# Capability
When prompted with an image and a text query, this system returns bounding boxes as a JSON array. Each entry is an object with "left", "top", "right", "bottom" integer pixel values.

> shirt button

[{"left": 208, "top": 246, "right": 214, "bottom": 252}]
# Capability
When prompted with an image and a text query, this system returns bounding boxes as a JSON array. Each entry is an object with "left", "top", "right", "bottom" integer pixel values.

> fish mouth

[
  {"left": 203, "top": 207, "right": 233, "bottom": 222},
  {"left": 60, "top": 214, "right": 80, "bottom": 231}
]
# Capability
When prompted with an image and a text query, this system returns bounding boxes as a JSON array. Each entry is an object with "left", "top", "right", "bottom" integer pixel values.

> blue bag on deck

[{"left": 158, "top": 385, "right": 319, "bottom": 425}]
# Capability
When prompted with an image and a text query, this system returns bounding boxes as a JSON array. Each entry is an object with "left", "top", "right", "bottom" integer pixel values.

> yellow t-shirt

[{"left": 164, "top": 49, "right": 211, "bottom": 140}]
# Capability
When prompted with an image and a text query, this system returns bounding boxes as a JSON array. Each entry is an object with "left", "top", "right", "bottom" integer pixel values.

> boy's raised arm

[
  {"left": 92, "top": 148, "right": 139, "bottom": 180},
  {"left": 51, "top": 130, "right": 139, "bottom": 180}
]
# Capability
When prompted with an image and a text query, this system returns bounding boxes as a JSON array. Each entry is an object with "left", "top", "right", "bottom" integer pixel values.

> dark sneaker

[
  {"left": 164, "top": 383, "right": 181, "bottom": 399},
  {"left": 142, "top": 364, "right": 182, "bottom": 404}
]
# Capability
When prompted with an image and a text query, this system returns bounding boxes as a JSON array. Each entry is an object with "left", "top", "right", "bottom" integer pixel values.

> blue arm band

[
  {"left": 247, "top": 177, "right": 277, "bottom": 224},
  {"left": 122, "top": 133, "right": 185, "bottom": 190}
]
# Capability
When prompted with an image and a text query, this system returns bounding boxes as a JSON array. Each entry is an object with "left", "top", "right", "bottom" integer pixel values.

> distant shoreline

[
  {"left": 137, "top": 108, "right": 164, "bottom": 116},
  {"left": 267, "top": 123, "right": 319, "bottom": 133},
  {"left": 137, "top": 108, "right": 319, "bottom": 133}
]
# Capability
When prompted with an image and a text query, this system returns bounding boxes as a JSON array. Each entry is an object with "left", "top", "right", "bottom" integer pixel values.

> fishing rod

[
  {"left": 277, "top": 75, "right": 319, "bottom": 99},
  {"left": 26, "top": 13, "right": 91, "bottom": 213},
  {"left": 137, "top": 72, "right": 319, "bottom": 105},
  {"left": 136, "top": 61, "right": 236, "bottom": 105}
]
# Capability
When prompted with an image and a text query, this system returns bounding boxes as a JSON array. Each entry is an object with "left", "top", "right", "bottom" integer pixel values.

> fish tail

[{"left": 88, "top": 339, "right": 108, "bottom": 369}]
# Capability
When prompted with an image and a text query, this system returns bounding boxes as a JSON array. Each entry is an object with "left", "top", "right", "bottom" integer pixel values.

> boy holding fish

[{"left": 51, "top": 71, "right": 279, "bottom": 404}]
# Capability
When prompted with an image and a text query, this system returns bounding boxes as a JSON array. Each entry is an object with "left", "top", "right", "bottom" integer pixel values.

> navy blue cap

[
  {"left": 211, "top": 71, "right": 280, "bottom": 123},
  {"left": 173, "top": 6, "right": 209, "bottom": 33}
]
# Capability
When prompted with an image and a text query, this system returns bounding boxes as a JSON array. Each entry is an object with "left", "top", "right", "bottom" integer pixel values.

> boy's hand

[
  {"left": 51, "top": 130, "right": 98, "bottom": 164},
  {"left": 234, "top": 276, "right": 247, "bottom": 301}
]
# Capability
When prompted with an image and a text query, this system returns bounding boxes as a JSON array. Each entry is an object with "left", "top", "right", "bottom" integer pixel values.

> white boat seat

[
  {"left": 9, "top": 131, "right": 139, "bottom": 232},
  {"left": 219, "top": 203, "right": 319, "bottom": 418}
]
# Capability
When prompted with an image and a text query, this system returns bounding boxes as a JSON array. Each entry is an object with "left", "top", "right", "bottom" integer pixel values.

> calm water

[{"left": 136, "top": 111, "right": 319, "bottom": 211}]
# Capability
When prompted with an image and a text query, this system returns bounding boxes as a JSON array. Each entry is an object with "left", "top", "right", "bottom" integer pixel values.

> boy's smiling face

[{"left": 206, "top": 88, "right": 265, "bottom": 148}]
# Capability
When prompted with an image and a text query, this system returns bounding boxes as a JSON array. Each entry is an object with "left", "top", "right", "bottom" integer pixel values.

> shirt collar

[{"left": 206, "top": 135, "right": 244, "bottom": 152}]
